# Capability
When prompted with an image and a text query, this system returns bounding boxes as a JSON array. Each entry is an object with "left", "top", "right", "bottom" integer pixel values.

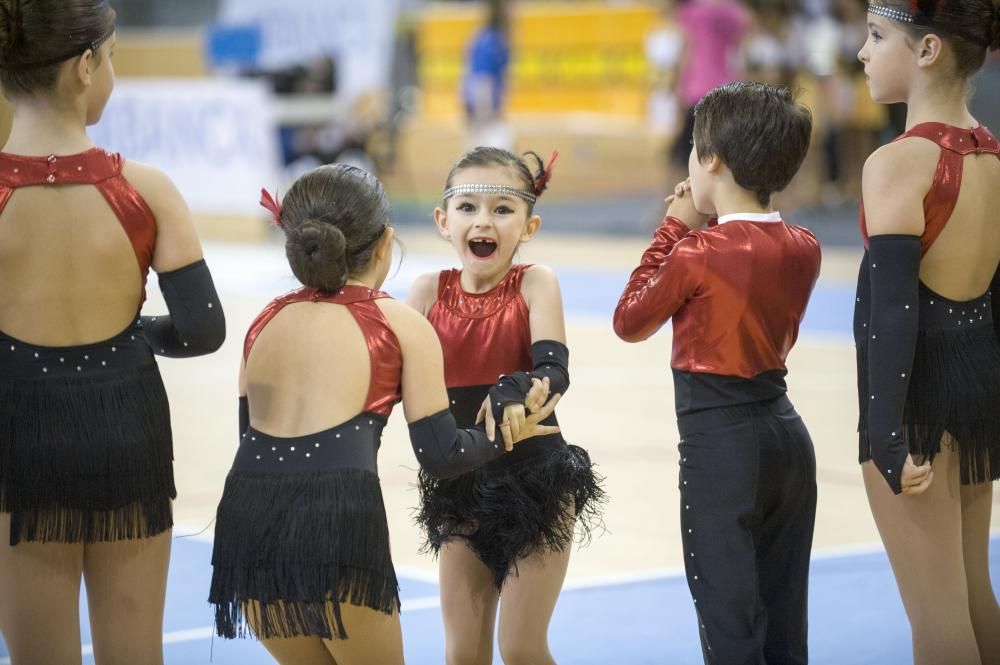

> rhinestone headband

[
  {"left": 867, "top": 2, "right": 914, "bottom": 23},
  {"left": 442, "top": 184, "right": 537, "bottom": 205},
  {"left": 0, "top": 24, "right": 116, "bottom": 71},
  {"left": 866, "top": 2, "right": 990, "bottom": 46}
]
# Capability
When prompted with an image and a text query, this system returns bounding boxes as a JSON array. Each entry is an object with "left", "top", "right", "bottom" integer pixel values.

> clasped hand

[
  {"left": 475, "top": 376, "right": 561, "bottom": 451},
  {"left": 666, "top": 178, "right": 712, "bottom": 230}
]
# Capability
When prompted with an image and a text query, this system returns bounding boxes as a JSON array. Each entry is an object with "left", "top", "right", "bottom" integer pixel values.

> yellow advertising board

[{"left": 417, "top": 2, "right": 659, "bottom": 119}]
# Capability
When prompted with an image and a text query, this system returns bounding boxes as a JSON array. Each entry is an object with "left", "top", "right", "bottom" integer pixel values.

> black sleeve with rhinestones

[
  {"left": 488, "top": 340, "right": 569, "bottom": 422},
  {"left": 866, "top": 235, "right": 921, "bottom": 494},
  {"left": 528, "top": 340, "right": 570, "bottom": 395},
  {"left": 991, "top": 264, "right": 1000, "bottom": 343},
  {"left": 409, "top": 409, "right": 505, "bottom": 479},
  {"left": 239, "top": 396, "right": 249, "bottom": 438},
  {"left": 141, "top": 259, "right": 226, "bottom": 358}
]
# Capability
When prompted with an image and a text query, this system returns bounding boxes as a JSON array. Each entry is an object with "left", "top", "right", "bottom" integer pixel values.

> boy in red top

[{"left": 615, "top": 81, "right": 820, "bottom": 665}]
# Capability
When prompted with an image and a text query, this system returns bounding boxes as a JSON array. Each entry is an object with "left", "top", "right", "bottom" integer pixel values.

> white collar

[{"left": 716, "top": 211, "right": 783, "bottom": 225}]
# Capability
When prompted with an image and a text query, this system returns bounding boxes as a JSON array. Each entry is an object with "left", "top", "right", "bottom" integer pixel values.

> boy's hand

[{"left": 666, "top": 179, "right": 711, "bottom": 230}]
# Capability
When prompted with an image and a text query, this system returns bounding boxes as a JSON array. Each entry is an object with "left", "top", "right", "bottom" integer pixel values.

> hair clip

[
  {"left": 259, "top": 188, "right": 283, "bottom": 227},
  {"left": 869, "top": 2, "right": 915, "bottom": 22},
  {"left": 908, "top": 0, "right": 945, "bottom": 16},
  {"left": 442, "top": 184, "right": 537, "bottom": 204},
  {"left": 534, "top": 150, "right": 559, "bottom": 197}
]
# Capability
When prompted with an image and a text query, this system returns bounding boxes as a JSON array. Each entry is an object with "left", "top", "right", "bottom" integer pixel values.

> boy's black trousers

[{"left": 677, "top": 394, "right": 817, "bottom": 665}]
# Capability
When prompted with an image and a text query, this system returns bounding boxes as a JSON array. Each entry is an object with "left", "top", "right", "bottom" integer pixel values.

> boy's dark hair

[
  {"left": 281, "top": 164, "right": 390, "bottom": 293},
  {"left": 444, "top": 146, "right": 551, "bottom": 213},
  {"left": 0, "top": 0, "right": 116, "bottom": 99},
  {"left": 693, "top": 81, "right": 812, "bottom": 207},
  {"left": 876, "top": 0, "right": 1000, "bottom": 78}
]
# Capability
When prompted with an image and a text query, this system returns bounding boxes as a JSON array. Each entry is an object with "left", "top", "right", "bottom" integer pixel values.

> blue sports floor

[
  {"left": 2, "top": 535, "right": 999, "bottom": 664},
  {"left": 1, "top": 243, "right": 995, "bottom": 663}
]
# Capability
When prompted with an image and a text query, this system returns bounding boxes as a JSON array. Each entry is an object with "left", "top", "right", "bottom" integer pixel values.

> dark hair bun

[
  {"left": 0, "top": 1, "right": 26, "bottom": 62},
  {"left": 285, "top": 220, "right": 348, "bottom": 292},
  {"left": 991, "top": 0, "right": 1000, "bottom": 51}
]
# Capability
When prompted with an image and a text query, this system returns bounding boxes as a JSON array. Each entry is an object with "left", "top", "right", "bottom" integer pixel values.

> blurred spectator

[
  {"left": 645, "top": 0, "right": 685, "bottom": 142},
  {"left": 745, "top": 0, "right": 801, "bottom": 88},
  {"left": 669, "top": 0, "right": 751, "bottom": 169},
  {"left": 463, "top": 0, "right": 513, "bottom": 149},
  {"left": 814, "top": 0, "right": 886, "bottom": 202}
]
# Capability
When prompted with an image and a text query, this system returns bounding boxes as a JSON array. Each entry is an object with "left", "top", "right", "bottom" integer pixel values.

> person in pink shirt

[{"left": 670, "top": 0, "right": 751, "bottom": 169}]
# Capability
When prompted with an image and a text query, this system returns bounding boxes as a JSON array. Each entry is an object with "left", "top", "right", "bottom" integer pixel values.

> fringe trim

[
  {"left": 0, "top": 365, "right": 175, "bottom": 544},
  {"left": 210, "top": 468, "right": 399, "bottom": 640},
  {"left": 211, "top": 564, "right": 399, "bottom": 640},
  {"left": 416, "top": 440, "right": 607, "bottom": 589},
  {"left": 857, "top": 327, "right": 1000, "bottom": 484}
]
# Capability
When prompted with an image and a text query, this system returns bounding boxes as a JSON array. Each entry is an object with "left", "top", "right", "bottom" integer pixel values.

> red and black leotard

[
  {"left": 855, "top": 122, "right": 1000, "bottom": 492},
  {"left": 428, "top": 264, "right": 534, "bottom": 427},
  {"left": 417, "top": 264, "right": 604, "bottom": 588},
  {"left": 237, "top": 284, "right": 402, "bottom": 471},
  {"left": 0, "top": 148, "right": 157, "bottom": 300},
  {"left": 0, "top": 148, "right": 176, "bottom": 546},
  {"left": 212, "top": 284, "right": 403, "bottom": 641},
  {"left": 614, "top": 212, "right": 821, "bottom": 414}
]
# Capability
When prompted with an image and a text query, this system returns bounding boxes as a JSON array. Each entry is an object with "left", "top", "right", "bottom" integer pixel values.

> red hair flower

[
  {"left": 534, "top": 150, "right": 560, "bottom": 197},
  {"left": 259, "top": 188, "right": 283, "bottom": 228}
]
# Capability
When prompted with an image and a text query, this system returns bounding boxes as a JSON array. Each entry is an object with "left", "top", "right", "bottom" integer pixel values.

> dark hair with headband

[
  {"left": 0, "top": 0, "right": 116, "bottom": 98},
  {"left": 868, "top": 1, "right": 1000, "bottom": 78},
  {"left": 443, "top": 147, "right": 558, "bottom": 214},
  {"left": 269, "top": 165, "right": 390, "bottom": 294}
]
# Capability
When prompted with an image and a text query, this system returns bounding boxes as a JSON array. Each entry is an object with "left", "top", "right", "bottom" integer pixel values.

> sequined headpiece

[
  {"left": 867, "top": 2, "right": 915, "bottom": 23},
  {"left": 0, "top": 23, "right": 115, "bottom": 71},
  {"left": 867, "top": 1, "right": 990, "bottom": 47},
  {"left": 442, "top": 184, "right": 537, "bottom": 205}
]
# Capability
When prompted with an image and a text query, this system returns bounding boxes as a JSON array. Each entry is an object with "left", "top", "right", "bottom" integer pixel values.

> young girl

[
  {"left": 855, "top": 3, "right": 1000, "bottom": 663},
  {"left": 209, "top": 164, "right": 560, "bottom": 665},
  {"left": 0, "top": 2, "right": 225, "bottom": 662},
  {"left": 408, "top": 148, "right": 605, "bottom": 665}
]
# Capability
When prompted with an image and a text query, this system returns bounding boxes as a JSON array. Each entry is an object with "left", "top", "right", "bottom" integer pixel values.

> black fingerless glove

[
  {"left": 238, "top": 396, "right": 249, "bottom": 438},
  {"left": 142, "top": 259, "right": 226, "bottom": 358},
  {"left": 866, "top": 236, "right": 921, "bottom": 494},
  {"left": 488, "top": 340, "right": 569, "bottom": 423},
  {"left": 409, "top": 409, "right": 505, "bottom": 479},
  {"left": 991, "top": 264, "right": 1000, "bottom": 344}
]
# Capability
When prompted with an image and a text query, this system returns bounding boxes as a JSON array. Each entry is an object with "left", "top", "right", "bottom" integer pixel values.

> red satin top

[
  {"left": 0, "top": 148, "right": 157, "bottom": 302},
  {"left": 427, "top": 265, "right": 533, "bottom": 388},
  {"left": 243, "top": 285, "right": 402, "bottom": 417},
  {"left": 614, "top": 215, "right": 820, "bottom": 378},
  {"left": 860, "top": 123, "right": 1000, "bottom": 254}
]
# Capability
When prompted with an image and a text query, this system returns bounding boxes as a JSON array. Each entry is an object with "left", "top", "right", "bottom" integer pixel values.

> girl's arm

[
  {"left": 405, "top": 272, "right": 439, "bottom": 317},
  {"left": 861, "top": 139, "right": 935, "bottom": 495},
  {"left": 238, "top": 357, "right": 248, "bottom": 436},
  {"left": 520, "top": 264, "right": 569, "bottom": 394},
  {"left": 991, "top": 265, "right": 1000, "bottom": 343},
  {"left": 479, "top": 265, "right": 570, "bottom": 445},
  {"left": 124, "top": 161, "right": 226, "bottom": 357}
]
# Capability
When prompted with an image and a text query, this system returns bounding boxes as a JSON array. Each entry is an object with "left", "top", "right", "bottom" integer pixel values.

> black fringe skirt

[
  {"left": 857, "top": 325, "right": 1000, "bottom": 484},
  {"left": 210, "top": 461, "right": 399, "bottom": 640},
  {"left": 0, "top": 336, "right": 175, "bottom": 546},
  {"left": 416, "top": 435, "right": 606, "bottom": 590}
]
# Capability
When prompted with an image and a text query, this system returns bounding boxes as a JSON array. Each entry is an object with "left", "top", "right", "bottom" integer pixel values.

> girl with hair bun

[
  {"left": 209, "top": 164, "right": 561, "bottom": 665},
  {"left": 407, "top": 147, "right": 605, "bottom": 665},
  {"left": 0, "top": 1, "right": 225, "bottom": 662},
  {"left": 855, "top": 1, "right": 1000, "bottom": 662}
]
